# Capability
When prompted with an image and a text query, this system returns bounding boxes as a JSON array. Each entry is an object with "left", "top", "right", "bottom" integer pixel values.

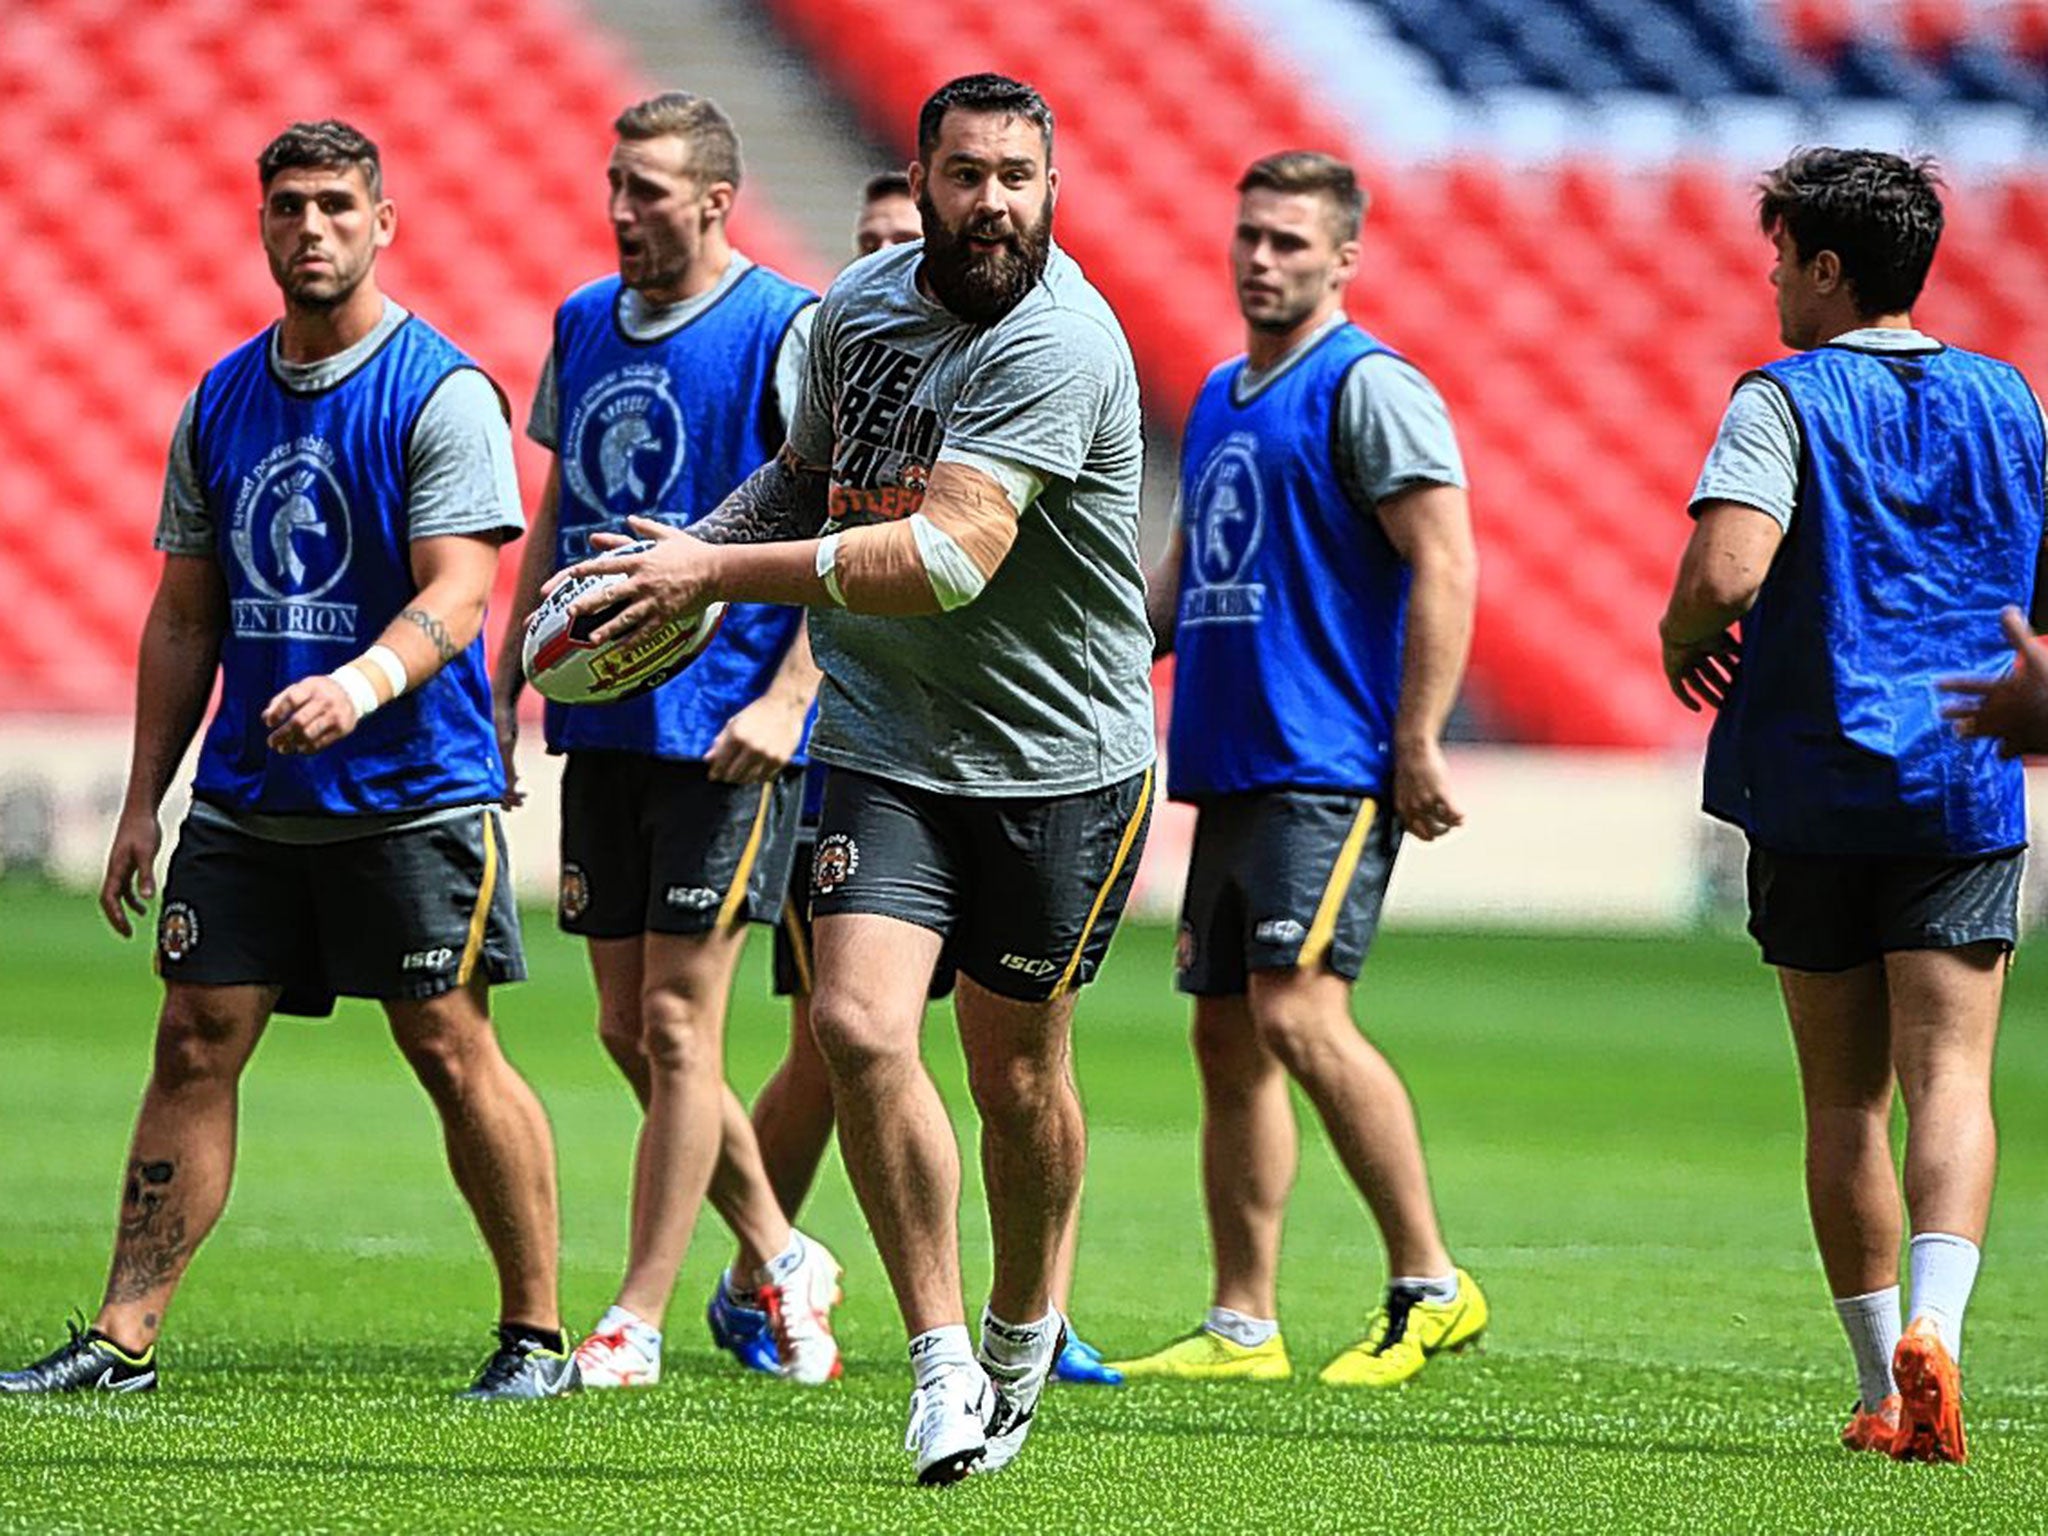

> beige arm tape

[{"left": 828, "top": 461, "right": 1020, "bottom": 615}]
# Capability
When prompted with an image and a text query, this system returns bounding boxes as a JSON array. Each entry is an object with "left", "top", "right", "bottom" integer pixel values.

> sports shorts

[
  {"left": 772, "top": 828, "right": 957, "bottom": 1001},
  {"left": 558, "top": 751, "right": 803, "bottom": 939},
  {"left": 1176, "top": 789, "right": 1402, "bottom": 996},
  {"left": 156, "top": 806, "right": 524, "bottom": 1017},
  {"left": 1745, "top": 843, "right": 2022, "bottom": 973},
  {"left": 806, "top": 765, "right": 1154, "bottom": 1003}
]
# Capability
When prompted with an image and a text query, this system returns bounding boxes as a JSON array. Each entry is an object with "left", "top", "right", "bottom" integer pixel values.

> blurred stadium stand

[
  {"left": 0, "top": 0, "right": 823, "bottom": 715},
  {"left": 6, "top": 0, "right": 2048, "bottom": 752}
]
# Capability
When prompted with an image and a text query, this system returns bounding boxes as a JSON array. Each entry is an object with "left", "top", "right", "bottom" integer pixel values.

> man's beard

[
  {"left": 918, "top": 191, "right": 1053, "bottom": 325},
  {"left": 271, "top": 256, "right": 367, "bottom": 312}
]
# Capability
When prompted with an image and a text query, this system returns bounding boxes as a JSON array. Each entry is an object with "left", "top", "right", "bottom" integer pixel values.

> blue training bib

[
  {"left": 190, "top": 315, "right": 505, "bottom": 816},
  {"left": 545, "top": 267, "right": 816, "bottom": 761},
  {"left": 1705, "top": 342, "right": 2045, "bottom": 856},
  {"left": 1169, "top": 324, "right": 1409, "bottom": 799}
]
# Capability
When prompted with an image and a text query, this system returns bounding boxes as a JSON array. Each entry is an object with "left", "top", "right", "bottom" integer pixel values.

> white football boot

[
  {"left": 570, "top": 1311, "right": 661, "bottom": 1389},
  {"left": 905, "top": 1364, "right": 995, "bottom": 1485},
  {"left": 977, "top": 1308, "right": 1064, "bottom": 1473},
  {"left": 760, "top": 1232, "right": 844, "bottom": 1385}
]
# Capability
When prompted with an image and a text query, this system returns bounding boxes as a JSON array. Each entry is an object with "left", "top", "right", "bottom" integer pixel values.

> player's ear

[
  {"left": 1046, "top": 165, "right": 1059, "bottom": 206},
  {"left": 1812, "top": 248, "right": 1842, "bottom": 294},
  {"left": 907, "top": 160, "right": 926, "bottom": 202},
  {"left": 700, "top": 179, "right": 737, "bottom": 224},
  {"left": 373, "top": 198, "right": 397, "bottom": 250},
  {"left": 1334, "top": 237, "right": 1361, "bottom": 288}
]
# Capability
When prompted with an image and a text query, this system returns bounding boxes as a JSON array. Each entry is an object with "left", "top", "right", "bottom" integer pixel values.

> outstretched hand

[
  {"left": 1940, "top": 606, "right": 2048, "bottom": 758},
  {"left": 542, "top": 517, "right": 717, "bottom": 651}
]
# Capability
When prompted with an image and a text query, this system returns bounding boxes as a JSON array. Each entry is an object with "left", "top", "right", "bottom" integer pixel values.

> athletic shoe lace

[
  {"left": 470, "top": 1340, "right": 532, "bottom": 1394},
  {"left": 1366, "top": 1288, "right": 1423, "bottom": 1356}
]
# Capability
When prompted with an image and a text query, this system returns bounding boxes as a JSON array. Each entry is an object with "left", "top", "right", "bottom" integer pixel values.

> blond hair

[{"left": 614, "top": 92, "right": 743, "bottom": 189}]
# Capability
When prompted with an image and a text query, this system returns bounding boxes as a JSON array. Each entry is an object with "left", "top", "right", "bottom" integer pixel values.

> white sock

[
  {"left": 756, "top": 1231, "right": 807, "bottom": 1289},
  {"left": 1205, "top": 1306, "right": 1279, "bottom": 1348},
  {"left": 908, "top": 1324, "right": 976, "bottom": 1389},
  {"left": 980, "top": 1306, "right": 1060, "bottom": 1368},
  {"left": 1909, "top": 1232, "right": 1981, "bottom": 1360},
  {"left": 1392, "top": 1272, "right": 1460, "bottom": 1305},
  {"left": 596, "top": 1303, "right": 660, "bottom": 1351},
  {"left": 1832, "top": 1287, "right": 1901, "bottom": 1410}
]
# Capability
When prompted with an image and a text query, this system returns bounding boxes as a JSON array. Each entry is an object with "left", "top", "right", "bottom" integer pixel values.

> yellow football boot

[
  {"left": 1319, "top": 1268, "right": 1488, "bottom": 1388},
  {"left": 1110, "top": 1327, "right": 1292, "bottom": 1382}
]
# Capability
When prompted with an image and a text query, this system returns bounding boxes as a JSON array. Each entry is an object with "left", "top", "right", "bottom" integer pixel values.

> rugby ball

[{"left": 522, "top": 540, "right": 726, "bottom": 704}]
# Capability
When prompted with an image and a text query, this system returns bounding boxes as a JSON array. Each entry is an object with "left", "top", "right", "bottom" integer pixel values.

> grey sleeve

[
  {"left": 406, "top": 369, "right": 526, "bottom": 541},
  {"left": 772, "top": 303, "right": 818, "bottom": 434},
  {"left": 788, "top": 289, "right": 841, "bottom": 467},
  {"left": 942, "top": 309, "right": 1124, "bottom": 483},
  {"left": 1335, "top": 353, "right": 1467, "bottom": 513},
  {"left": 1690, "top": 377, "right": 1799, "bottom": 529},
  {"left": 153, "top": 390, "right": 214, "bottom": 556},
  {"left": 526, "top": 346, "right": 561, "bottom": 451}
]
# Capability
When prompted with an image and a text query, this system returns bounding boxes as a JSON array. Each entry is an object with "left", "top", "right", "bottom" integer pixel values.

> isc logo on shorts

[
  {"left": 999, "top": 952, "right": 1058, "bottom": 980},
  {"left": 1254, "top": 918, "right": 1306, "bottom": 946},
  {"left": 401, "top": 947, "right": 455, "bottom": 972},
  {"left": 664, "top": 885, "right": 720, "bottom": 911}
]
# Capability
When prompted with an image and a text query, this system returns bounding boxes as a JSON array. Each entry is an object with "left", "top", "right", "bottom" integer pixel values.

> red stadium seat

[{"left": 1, "top": 0, "right": 827, "bottom": 715}]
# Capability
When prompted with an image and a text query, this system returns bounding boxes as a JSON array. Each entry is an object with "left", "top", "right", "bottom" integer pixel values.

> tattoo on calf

[
  {"left": 688, "top": 446, "right": 832, "bottom": 547},
  {"left": 108, "top": 1158, "right": 189, "bottom": 1305},
  {"left": 400, "top": 607, "right": 460, "bottom": 664}
]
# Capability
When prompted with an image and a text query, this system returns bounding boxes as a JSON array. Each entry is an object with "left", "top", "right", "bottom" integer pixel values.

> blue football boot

[
  {"left": 707, "top": 1273, "right": 781, "bottom": 1374},
  {"left": 1054, "top": 1330, "right": 1124, "bottom": 1386}
]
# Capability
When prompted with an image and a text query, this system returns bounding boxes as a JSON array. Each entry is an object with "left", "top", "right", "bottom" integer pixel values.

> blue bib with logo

[
  {"left": 1168, "top": 324, "right": 1409, "bottom": 799},
  {"left": 1705, "top": 342, "right": 2044, "bottom": 855},
  {"left": 189, "top": 315, "right": 505, "bottom": 815},
  {"left": 546, "top": 267, "right": 816, "bottom": 759}
]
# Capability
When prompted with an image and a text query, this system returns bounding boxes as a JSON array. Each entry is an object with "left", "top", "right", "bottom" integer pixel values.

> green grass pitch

[{"left": 1, "top": 881, "right": 2045, "bottom": 1532}]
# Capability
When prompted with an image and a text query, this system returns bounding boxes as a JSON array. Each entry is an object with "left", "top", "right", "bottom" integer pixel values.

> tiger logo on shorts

[
  {"left": 559, "top": 862, "right": 591, "bottom": 922},
  {"left": 812, "top": 834, "right": 860, "bottom": 896},
  {"left": 159, "top": 901, "right": 201, "bottom": 963}
]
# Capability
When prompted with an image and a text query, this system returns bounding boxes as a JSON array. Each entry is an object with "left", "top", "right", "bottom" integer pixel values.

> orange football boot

[
  {"left": 1890, "top": 1319, "right": 1968, "bottom": 1464},
  {"left": 1841, "top": 1393, "right": 1901, "bottom": 1453}
]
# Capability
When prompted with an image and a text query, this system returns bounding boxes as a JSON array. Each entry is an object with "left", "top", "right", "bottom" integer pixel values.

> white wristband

[
  {"left": 363, "top": 643, "right": 410, "bottom": 699},
  {"left": 815, "top": 532, "right": 847, "bottom": 607},
  {"left": 329, "top": 663, "right": 381, "bottom": 723}
]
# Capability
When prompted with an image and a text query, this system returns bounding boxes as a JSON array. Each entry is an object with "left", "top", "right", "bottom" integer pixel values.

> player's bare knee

[
  {"left": 965, "top": 1048, "right": 1067, "bottom": 1131},
  {"left": 151, "top": 994, "right": 252, "bottom": 1091},
  {"left": 807, "top": 992, "right": 908, "bottom": 1084},
  {"left": 1249, "top": 1003, "right": 1334, "bottom": 1080},
  {"left": 637, "top": 989, "right": 719, "bottom": 1077},
  {"left": 1192, "top": 1008, "right": 1260, "bottom": 1083},
  {"left": 596, "top": 1005, "right": 643, "bottom": 1068}
]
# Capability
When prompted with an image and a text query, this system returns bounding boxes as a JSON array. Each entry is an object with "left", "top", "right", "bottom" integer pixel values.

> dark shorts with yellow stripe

[
  {"left": 773, "top": 829, "right": 960, "bottom": 1000},
  {"left": 1176, "top": 789, "right": 1402, "bottom": 996},
  {"left": 807, "top": 765, "right": 1154, "bottom": 1002},
  {"left": 156, "top": 806, "right": 524, "bottom": 1018},
  {"left": 558, "top": 751, "right": 803, "bottom": 939}
]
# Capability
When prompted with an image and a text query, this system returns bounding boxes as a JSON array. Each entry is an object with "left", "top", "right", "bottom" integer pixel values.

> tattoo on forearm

[
  {"left": 107, "top": 1159, "right": 189, "bottom": 1305},
  {"left": 688, "top": 447, "right": 832, "bottom": 546},
  {"left": 400, "top": 607, "right": 459, "bottom": 665}
]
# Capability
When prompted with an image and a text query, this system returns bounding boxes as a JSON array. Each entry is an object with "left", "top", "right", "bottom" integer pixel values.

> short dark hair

[
  {"left": 916, "top": 73, "right": 1053, "bottom": 163},
  {"left": 1237, "top": 151, "right": 1367, "bottom": 241},
  {"left": 615, "top": 91, "right": 744, "bottom": 189},
  {"left": 1757, "top": 148, "right": 1944, "bottom": 316},
  {"left": 257, "top": 120, "right": 382, "bottom": 199},
  {"left": 862, "top": 171, "right": 912, "bottom": 204}
]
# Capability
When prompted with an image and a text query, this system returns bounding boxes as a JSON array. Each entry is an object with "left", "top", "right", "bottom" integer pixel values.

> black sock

[{"left": 499, "top": 1321, "right": 566, "bottom": 1355}]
